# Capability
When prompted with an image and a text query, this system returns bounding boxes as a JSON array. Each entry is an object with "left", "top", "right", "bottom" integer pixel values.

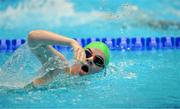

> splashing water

[
  {"left": 0, "top": 43, "right": 70, "bottom": 89},
  {"left": 0, "top": 43, "right": 41, "bottom": 88},
  {"left": 0, "top": 43, "right": 134, "bottom": 90}
]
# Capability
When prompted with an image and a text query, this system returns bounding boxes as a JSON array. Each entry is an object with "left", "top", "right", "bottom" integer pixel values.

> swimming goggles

[
  {"left": 85, "top": 48, "right": 105, "bottom": 67},
  {"left": 81, "top": 48, "right": 105, "bottom": 73}
]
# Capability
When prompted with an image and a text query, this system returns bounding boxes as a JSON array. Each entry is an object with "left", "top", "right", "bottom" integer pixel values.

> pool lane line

[{"left": 0, "top": 37, "right": 179, "bottom": 52}]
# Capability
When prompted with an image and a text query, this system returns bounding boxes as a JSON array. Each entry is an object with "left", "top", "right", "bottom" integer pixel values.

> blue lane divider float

[
  {"left": 0, "top": 39, "right": 26, "bottom": 52},
  {"left": 0, "top": 37, "right": 179, "bottom": 52}
]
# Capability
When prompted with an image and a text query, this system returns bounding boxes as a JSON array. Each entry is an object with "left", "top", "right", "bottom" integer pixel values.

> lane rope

[{"left": 0, "top": 37, "right": 179, "bottom": 52}]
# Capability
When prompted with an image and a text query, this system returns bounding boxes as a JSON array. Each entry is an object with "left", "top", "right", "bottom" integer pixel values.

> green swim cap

[{"left": 84, "top": 41, "right": 110, "bottom": 65}]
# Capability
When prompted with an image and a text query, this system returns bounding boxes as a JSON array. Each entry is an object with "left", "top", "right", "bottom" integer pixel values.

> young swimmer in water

[{"left": 25, "top": 30, "right": 110, "bottom": 88}]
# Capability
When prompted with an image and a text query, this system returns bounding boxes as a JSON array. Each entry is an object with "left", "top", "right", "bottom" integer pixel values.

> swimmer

[{"left": 25, "top": 30, "right": 110, "bottom": 88}]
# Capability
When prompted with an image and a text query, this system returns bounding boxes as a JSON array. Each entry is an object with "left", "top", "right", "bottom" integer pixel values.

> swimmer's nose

[{"left": 86, "top": 59, "right": 93, "bottom": 66}]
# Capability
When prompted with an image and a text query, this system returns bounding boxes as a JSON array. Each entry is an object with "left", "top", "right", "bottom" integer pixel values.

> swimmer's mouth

[{"left": 80, "top": 64, "right": 89, "bottom": 75}]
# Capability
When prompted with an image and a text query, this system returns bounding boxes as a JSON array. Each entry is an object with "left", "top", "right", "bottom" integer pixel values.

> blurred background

[{"left": 0, "top": 0, "right": 180, "bottom": 39}]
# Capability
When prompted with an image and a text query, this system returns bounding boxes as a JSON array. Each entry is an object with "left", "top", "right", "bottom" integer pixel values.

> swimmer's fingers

[
  {"left": 76, "top": 48, "right": 81, "bottom": 61},
  {"left": 74, "top": 47, "right": 86, "bottom": 63},
  {"left": 71, "top": 41, "right": 86, "bottom": 63},
  {"left": 80, "top": 49, "right": 86, "bottom": 63},
  {"left": 74, "top": 48, "right": 79, "bottom": 60},
  {"left": 76, "top": 48, "right": 84, "bottom": 62},
  {"left": 74, "top": 47, "right": 81, "bottom": 62}
]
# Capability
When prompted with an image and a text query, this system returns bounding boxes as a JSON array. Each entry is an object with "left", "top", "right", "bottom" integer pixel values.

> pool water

[
  {"left": 0, "top": 0, "right": 180, "bottom": 108},
  {"left": 0, "top": 47, "right": 180, "bottom": 108}
]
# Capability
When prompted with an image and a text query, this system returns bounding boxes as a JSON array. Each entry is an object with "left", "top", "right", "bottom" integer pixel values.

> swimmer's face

[{"left": 79, "top": 48, "right": 105, "bottom": 75}]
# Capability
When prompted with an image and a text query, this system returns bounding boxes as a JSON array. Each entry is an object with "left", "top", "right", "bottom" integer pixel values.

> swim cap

[{"left": 84, "top": 41, "right": 110, "bottom": 65}]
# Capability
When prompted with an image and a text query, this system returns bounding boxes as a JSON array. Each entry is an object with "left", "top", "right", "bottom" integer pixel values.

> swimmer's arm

[
  {"left": 28, "top": 30, "right": 76, "bottom": 46},
  {"left": 28, "top": 30, "right": 86, "bottom": 63},
  {"left": 33, "top": 69, "right": 59, "bottom": 86},
  {"left": 26, "top": 68, "right": 69, "bottom": 87},
  {"left": 30, "top": 47, "right": 69, "bottom": 87},
  {"left": 48, "top": 45, "right": 67, "bottom": 62}
]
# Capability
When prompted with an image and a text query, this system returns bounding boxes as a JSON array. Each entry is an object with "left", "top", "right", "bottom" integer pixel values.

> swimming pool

[
  {"left": 0, "top": 0, "right": 180, "bottom": 108},
  {"left": 0, "top": 48, "right": 180, "bottom": 108}
]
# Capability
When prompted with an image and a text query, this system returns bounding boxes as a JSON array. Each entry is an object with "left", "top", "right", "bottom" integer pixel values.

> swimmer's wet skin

[{"left": 25, "top": 30, "right": 110, "bottom": 89}]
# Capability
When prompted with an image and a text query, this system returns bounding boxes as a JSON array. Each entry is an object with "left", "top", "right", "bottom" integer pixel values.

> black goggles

[{"left": 84, "top": 48, "right": 105, "bottom": 68}]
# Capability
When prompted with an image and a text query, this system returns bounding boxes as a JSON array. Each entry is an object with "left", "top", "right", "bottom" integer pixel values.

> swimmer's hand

[{"left": 71, "top": 40, "right": 86, "bottom": 63}]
